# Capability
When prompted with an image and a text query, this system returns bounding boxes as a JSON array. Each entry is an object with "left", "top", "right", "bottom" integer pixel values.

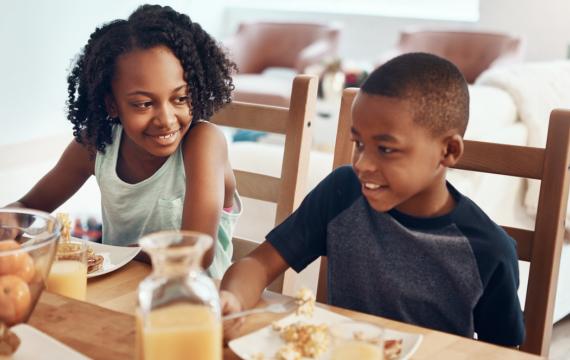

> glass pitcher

[{"left": 136, "top": 230, "right": 221, "bottom": 360}]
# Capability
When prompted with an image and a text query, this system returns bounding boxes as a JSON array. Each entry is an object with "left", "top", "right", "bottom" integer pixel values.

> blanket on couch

[{"left": 477, "top": 60, "right": 570, "bottom": 224}]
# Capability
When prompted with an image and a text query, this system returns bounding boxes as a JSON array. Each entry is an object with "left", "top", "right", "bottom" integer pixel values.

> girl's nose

[{"left": 154, "top": 103, "right": 177, "bottom": 128}]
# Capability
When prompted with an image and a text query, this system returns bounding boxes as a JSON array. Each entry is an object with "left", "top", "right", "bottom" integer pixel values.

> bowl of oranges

[{"left": 0, "top": 208, "right": 60, "bottom": 328}]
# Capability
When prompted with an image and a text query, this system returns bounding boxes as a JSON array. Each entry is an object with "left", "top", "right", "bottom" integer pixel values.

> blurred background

[{"left": 1, "top": 0, "right": 569, "bottom": 145}]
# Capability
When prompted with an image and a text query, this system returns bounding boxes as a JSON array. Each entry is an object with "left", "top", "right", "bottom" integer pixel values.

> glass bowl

[{"left": 0, "top": 208, "right": 60, "bottom": 326}]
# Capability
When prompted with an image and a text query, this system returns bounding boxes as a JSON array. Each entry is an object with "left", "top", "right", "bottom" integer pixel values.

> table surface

[{"left": 28, "top": 261, "right": 544, "bottom": 360}]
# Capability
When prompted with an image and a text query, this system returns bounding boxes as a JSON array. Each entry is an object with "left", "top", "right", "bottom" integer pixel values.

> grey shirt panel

[{"left": 327, "top": 197, "right": 483, "bottom": 336}]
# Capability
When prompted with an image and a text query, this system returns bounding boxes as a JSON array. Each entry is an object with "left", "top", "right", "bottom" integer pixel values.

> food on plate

[
  {"left": 57, "top": 213, "right": 103, "bottom": 274},
  {"left": 0, "top": 275, "right": 31, "bottom": 325},
  {"left": 384, "top": 338, "right": 403, "bottom": 360},
  {"left": 86, "top": 247, "right": 104, "bottom": 274},
  {"left": 0, "top": 240, "right": 35, "bottom": 282},
  {"left": 294, "top": 287, "right": 315, "bottom": 317},
  {"left": 274, "top": 322, "right": 329, "bottom": 359},
  {"left": 0, "top": 322, "right": 20, "bottom": 356}
]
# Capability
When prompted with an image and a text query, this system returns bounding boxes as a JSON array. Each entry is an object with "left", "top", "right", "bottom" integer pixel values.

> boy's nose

[{"left": 353, "top": 152, "right": 378, "bottom": 173}]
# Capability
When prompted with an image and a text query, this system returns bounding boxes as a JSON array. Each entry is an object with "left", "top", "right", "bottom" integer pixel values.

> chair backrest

[
  {"left": 210, "top": 74, "right": 318, "bottom": 293},
  {"left": 317, "top": 88, "right": 570, "bottom": 356},
  {"left": 225, "top": 21, "right": 340, "bottom": 74},
  {"left": 397, "top": 29, "right": 523, "bottom": 83}
]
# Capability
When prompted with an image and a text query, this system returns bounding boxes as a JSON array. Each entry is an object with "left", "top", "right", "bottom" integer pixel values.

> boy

[{"left": 221, "top": 53, "right": 525, "bottom": 346}]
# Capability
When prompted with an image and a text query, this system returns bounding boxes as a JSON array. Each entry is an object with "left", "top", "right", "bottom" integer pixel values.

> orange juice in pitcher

[
  {"left": 136, "top": 231, "right": 221, "bottom": 360},
  {"left": 137, "top": 304, "right": 221, "bottom": 360}
]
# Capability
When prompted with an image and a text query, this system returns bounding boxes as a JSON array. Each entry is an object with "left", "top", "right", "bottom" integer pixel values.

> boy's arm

[
  {"left": 8, "top": 139, "right": 94, "bottom": 212},
  {"left": 220, "top": 241, "right": 289, "bottom": 311}
]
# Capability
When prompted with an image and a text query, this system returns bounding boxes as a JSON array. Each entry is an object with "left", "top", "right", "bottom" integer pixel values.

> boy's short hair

[{"left": 361, "top": 52, "right": 469, "bottom": 136}]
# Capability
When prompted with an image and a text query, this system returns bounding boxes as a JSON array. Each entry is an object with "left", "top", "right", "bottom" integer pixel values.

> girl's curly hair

[{"left": 67, "top": 4, "right": 236, "bottom": 153}]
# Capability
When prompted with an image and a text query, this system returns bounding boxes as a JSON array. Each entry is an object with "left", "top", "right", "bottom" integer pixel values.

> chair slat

[
  {"left": 234, "top": 170, "right": 280, "bottom": 203},
  {"left": 210, "top": 101, "right": 289, "bottom": 134},
  {"left": 455, "top": 141, "right": 544, "bottom": 180},
  {"left": 503, "top": 226, "right": 533, "bottom": 262},
  {"left": 231, "top": 236, "right": 259, "bottom": 261}
]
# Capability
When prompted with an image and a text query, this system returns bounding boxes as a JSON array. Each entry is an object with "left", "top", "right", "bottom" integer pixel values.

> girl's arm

[
  {"left": 11, "top": 139, "right": 94, "bottom": 212},
  {"left": 181, "top": 122, "right": 235, "bottom": 269}
]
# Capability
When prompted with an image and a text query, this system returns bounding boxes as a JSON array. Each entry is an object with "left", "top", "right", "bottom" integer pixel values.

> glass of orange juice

[
  {"left": 330, "top": 321, "right": 385, "bottom": 360},
  {"left": 46, "top": 241, "right": 87, "bottom": 301},
  {"left": 136, "top": 231, "right": 221, "bottom": 360}
]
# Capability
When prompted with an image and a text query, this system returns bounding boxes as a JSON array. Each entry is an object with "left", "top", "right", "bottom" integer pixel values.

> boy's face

[
  {"left": 351, "top": 93, "right": 449, "bottom": 215},
  {"left": 108, "top": 45, "right": 192, "bottom": 159}
]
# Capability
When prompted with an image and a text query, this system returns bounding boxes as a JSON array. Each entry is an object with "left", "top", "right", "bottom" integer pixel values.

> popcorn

[
  {"left": 294, "top": 287, "right": 315, "bottom": 317},
  {"left": 277, "top": 322, "right": 329, "bottom": 358}
]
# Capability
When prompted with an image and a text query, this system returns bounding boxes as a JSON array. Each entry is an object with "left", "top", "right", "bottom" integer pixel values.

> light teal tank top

[{"left": 95, "top": 125, "right": 241, "bottom": 279}]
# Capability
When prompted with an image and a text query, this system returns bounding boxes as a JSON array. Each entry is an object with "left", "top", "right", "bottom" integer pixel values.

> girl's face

[{"left": 108, "top": 45, "right": 192, "bottom": 159}]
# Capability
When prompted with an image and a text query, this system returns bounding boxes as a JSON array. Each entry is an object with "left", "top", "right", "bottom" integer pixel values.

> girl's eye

[
  {"left": 133, "top": 101, "right": 152, "bottom": 109},
  {"left": 175, "top": 95, "right": 189, "bottom": 104}
]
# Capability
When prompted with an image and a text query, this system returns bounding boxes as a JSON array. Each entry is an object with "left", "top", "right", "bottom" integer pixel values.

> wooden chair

[
  {"left": 210, "top": 74, "right": 318, "bottom": 293},
  {"left": 316, "top": 87, "right": 570, "bottom": 356}
]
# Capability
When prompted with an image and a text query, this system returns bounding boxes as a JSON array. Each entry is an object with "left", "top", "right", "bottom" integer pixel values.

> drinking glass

[
  {"left": 136, "top": 230, "right": 221, "bottom": 360},
  {"left": 330, "top": 321, "right": 385, "bottom": 360},
  {"left": 46, "top": 241, "right": 88, "bottom": 301}
]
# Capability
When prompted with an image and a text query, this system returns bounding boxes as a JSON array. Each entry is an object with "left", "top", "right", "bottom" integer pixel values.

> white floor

[{"left": 551, "top": 314, "right": 570, "bottom": 359}]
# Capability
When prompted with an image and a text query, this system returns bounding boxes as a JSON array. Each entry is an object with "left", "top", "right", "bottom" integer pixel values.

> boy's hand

[{"left": 220, "top": 290, "right": 245, "bottom": 341}]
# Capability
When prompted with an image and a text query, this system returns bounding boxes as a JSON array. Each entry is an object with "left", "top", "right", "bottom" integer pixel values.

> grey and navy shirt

[{"left": 267, "top": 166, "right": 525, "bottom": 346}]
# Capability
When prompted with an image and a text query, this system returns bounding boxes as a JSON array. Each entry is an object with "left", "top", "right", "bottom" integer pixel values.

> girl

[{"left": 5, "top": 4, "right": 241, "bottom": 279}]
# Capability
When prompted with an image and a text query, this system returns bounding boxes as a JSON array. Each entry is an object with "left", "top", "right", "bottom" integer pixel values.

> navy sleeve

[
  {"left": 266, "top": 166, "right": 360, "bottom": 272},
  {"left": 454, "top": 194, "right": 525, "bottom": 346},
  {"left": 473, "top": 254, "right": 525, "bottom": 346}
]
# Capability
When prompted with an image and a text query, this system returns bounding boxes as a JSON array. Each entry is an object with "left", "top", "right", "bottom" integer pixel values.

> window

[{"left": 226, "top": 0, "right": 479, "bottom": 22}]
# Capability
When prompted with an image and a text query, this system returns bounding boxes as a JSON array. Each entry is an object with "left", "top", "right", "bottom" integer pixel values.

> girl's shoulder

[
  {"left": 184, "top": 121, "right": 227, "bottom": 148},
  {"left": 182, "top": 121, "right": 229, "bottom": 162}
]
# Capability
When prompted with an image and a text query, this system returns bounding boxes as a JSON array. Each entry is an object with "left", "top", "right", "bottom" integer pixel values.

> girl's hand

[{"left": 220, "top": 290, "right": 245, "bottom": 341}]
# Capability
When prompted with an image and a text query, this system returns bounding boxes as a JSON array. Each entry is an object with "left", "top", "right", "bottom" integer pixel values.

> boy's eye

[
  {"left": 379, "top": 146, "right": 395, "bottom": 154},
  {"left": 351, "top": 139, "right": 364, "bottom": 150}
]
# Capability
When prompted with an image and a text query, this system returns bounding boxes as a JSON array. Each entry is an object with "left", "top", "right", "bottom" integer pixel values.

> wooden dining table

[{"left": 27, "top": 260, "right": 544, "bottom": 360}]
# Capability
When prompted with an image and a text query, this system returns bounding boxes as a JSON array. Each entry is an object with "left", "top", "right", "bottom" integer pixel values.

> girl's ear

[
  {"left": 104, "top": 95, "right": 118, "bottom": 118},
  {"left": 441, "top": 133, "right": 464, "bottom": 167}
]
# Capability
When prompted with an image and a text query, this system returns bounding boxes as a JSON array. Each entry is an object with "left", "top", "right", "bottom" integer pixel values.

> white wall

[{"left": 0, "top": 0, "right": 190, "bottom": 146}]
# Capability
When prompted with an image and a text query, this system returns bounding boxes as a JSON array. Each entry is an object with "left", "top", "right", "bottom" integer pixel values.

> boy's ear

[
  {"left": 440, "top": 133, "right": 464, "bottom": 167},
  {"left": 104, "top": 95, "right": 118, "bottom": 118}
]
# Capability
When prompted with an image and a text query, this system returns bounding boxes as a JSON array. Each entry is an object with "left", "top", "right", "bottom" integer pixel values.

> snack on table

[
  {"left": 57, "top": 213, "right": 103, "bottom": 274},
  {"left": 384, "top": 338, "right": 403, "bottom": 360},
  {"left": 277, "top": 322, "right": 329, "bottom": 358},
  {"left": 294, "top": 287, "right": 315, "bottom": 317},
  {"left": 86, "top": 247, "right": 104, "bottom": 274},
  {"left": 0, "top": 322, "right": 20, "bottom": 357}
]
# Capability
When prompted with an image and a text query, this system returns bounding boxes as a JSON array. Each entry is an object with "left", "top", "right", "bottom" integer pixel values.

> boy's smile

[{"left": 351, "top": 92, "right": 455, "bottom": 217}]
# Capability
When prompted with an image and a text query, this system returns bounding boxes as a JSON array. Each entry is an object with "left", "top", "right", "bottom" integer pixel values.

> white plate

[
  {"left": 71, "top": 237, "right": 141, "bottom": 278},
  {"left": 229, "top": 306, "right": 423, "bottom": 360},
  {"left": 11, "top": 324, "right": 90, "bottom": 360}
]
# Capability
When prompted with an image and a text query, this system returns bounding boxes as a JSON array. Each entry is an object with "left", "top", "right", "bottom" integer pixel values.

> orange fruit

[
  {"left": 14, "top": 253, "right": 35, "bottom": 283},
  {"left": 0, "top": 274, "right": 31, "bottom": 325},
  {"left": 0, "top": 240, "right": 35, "bottom": 282}
]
